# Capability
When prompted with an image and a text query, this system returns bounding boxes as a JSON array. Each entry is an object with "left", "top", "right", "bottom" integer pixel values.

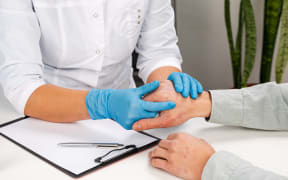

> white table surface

[{"left": 1, "top": 88, "right": 288, "bottom": 180}]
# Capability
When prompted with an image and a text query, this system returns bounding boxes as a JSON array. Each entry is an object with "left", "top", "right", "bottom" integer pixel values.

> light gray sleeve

[
  {"left": 208, "top": 82, "right": 288, "bottom": 130},
  {"left": 202, "top": 151, "right": 288, "bottom": 180}
]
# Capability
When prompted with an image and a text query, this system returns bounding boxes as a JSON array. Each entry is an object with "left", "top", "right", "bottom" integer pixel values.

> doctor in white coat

[{"left": 0, "top": 0, "right": 203, "bottom": 129}]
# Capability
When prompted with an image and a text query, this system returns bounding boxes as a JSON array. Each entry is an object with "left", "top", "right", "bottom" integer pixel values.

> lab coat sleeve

[
  {"left": 208, "top": 82, "right": 288, "bottom": 130},
  {"left": 0, "top": 0, "right": 46, "bottom": 115},
  {"left": 202, "top": 151, "right": 288, "bottom": 180},
  {"left": 136, "top": 0, "right": 183, "bottom": 83}
]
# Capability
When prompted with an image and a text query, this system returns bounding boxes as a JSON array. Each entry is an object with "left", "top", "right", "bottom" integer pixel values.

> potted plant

[
  {"left": 225, "top": 0, "right": 288, "bottom": 88},
  {"left": 275, "top": 0, "right": 288, "bottom": 83},
  {"left": 260, "top": 0, "right": 283, "bottom": 83},
  {"left": 225, "top": 0, "right": 257, "bottom": 88}
]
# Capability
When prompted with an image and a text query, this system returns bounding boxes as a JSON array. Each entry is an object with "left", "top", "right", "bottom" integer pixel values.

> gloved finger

[
  {"left": 182, "top": 74, "right": 190, "bottom": 98},
  {"left": 168, "top": 73, "right": 183, "bottom": 93},
  {"left": 196, "top": 80, "right": 204, "bottom": 94},
  {"left": 141, "top": 101, "right": 176, "bottom": 112},
  {"left": 142, "top": 111, "right": 158, "bottom": 119},
  {"left": 190, "top": 78, "right": 198, "bottom": 99},
  {"left": 120, "top": 111, "right": 158, "bottom": 130},
  {"left": 137, "top": 81, "right": 160, "bottom": 97}
]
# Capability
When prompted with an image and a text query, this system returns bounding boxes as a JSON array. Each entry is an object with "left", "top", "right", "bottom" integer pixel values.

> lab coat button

[
  {"left": 93, "top": 13, "right": 99, "bottom": 18},
  {"left": 96, "top": 49, "right": 102, "bottom": 55}
]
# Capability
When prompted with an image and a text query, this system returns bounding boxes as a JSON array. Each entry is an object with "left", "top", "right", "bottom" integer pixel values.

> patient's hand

[{"left": 133, "top": 80, "right": 211, "bottom": 131}]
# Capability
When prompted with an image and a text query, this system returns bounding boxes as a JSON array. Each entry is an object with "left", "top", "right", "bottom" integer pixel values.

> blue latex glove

[
  {"left": 168, "top": 72, "right": 203, "bottom": 99},
  {"left": 85, "top": 81, "right": 176, "bottom": 130}
]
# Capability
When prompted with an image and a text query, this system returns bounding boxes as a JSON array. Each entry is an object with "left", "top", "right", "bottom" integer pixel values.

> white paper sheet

[{"left": 0, "top": 118, "right": 158, "bottom": 176}]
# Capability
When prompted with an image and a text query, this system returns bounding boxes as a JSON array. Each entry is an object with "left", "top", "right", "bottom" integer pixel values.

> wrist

[
  {"left": 85, "top": 89, "right": 112, "bottom": 120},
  {"left": 203, "top": 91, "right": 212, "bottom": 118},
  {"left": 188, "top": 91, "right": 212, "bottom": 118}
]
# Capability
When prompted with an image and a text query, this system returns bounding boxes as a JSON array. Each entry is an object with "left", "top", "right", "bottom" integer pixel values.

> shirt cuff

[
  {"left": 5, "top": 80, "right": 45, "bottom": 115},
  {"left": 208, "top": 89, "right": 243, "bottom": 126},
  {"left": 138, "top": 57, "right": 182, "bottom": 83},
  {"left": 202, "top": 151, "right": 248, "bottom": 180}
]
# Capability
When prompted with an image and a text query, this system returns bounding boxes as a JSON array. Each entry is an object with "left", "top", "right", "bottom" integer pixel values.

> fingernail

[{"left": 134, "top": 124, "right": 141, "bottom": 131}]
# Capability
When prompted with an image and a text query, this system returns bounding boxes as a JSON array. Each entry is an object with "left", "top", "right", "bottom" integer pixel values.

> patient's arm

[{"left": 133, "top": 80, "right": 211, "bottom": 131}]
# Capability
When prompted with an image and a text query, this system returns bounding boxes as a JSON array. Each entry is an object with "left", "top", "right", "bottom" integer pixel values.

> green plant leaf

[
  {"left": 224, "top": 0, "right": 243, "bottom": 88},
  {"left": 242, "top": 0, "right": 257, "bottom": 87},
  {"left": 275, "top": 0, "right": 288, "bottom": 83},
  {"left": 235, "top": 1, "right": 244, "bottom": 88},
  {"left": 260, "top": 0, "right": 283, "bottom": 83}
]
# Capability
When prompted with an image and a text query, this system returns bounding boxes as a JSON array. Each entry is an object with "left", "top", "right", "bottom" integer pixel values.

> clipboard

[{"left": 0, "top": 117, "right": 160, "bottom": 178}]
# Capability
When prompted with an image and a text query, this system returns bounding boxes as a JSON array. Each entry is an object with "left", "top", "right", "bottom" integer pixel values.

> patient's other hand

[{"left": 133, "top": 80, "right": 211, "bottom": 131}]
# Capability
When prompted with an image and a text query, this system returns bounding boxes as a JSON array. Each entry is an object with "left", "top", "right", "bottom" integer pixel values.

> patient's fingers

[
  {"left": 133, "top": 117, "right": 163, "bottom": 131},
  {"left": 167, "top": 133, "right": 178, "bottom": 140},
  {"left": 150, "top": 147, "right": 169, "bottom": 160},
  {"left": 150, "top": 158, "right": 170, "bottom": 172},
  {"left": 158, "top": 140, "right": 172, "bottom": 150}
]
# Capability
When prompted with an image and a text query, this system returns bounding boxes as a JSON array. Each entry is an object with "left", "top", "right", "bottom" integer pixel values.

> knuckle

[
  {"left": 166, "top": 113, "right": 177, "bottom": 122},
  {"left": 173, "top": 133, "right": 181, "bottom": 139},
  {"left": 167, "top": 133, "right": 176, "bottom": 139},
  {"left": 167, "top": 153, "right": 173, "bottom": 160},
  {"left": 169, "top": 142, "right": 177, "bottom": 151},
  {"left": 165, "top": 142, "right": 173, "bottom": 149},
  {"left": 153, "top": 148, "right": 160, "bottom": 155},
  {"left": 151, "top": 150, "right": 156, "bottom": 157},
  {"left": 160, "top": 115, "right": 174, "bottom": 127},
  {"left": 200, "top": 138, "right": 206, "bottom": 142},
  {"left": 158, "top": 140, "right": 165, "bottom": 146},
  {"left": 178, "top": 133, "right": 185, "bottom": 138},
  {"left": 178, "top": 132, "right": 188, "bottom": 138}
]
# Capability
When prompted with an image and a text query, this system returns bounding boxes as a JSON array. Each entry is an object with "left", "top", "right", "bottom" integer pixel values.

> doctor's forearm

[
  {"left": 24, "top": 84, "right": 90, "bottom": 123},
  {"left": 146, "top": 66, "right": 181, "bottom": 83}
]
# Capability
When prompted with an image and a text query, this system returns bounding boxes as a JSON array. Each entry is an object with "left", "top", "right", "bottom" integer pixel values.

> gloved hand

[
  {"left": 85, "top": 81, "right": 176, "bottom": 130},
  {"left": 168, "top": 72, "right": 203, "bottom": 99}
]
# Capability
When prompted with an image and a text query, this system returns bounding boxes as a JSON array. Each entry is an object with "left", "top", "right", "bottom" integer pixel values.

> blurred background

[{"left": 175, "top": 0, "right": 288, "bottom": 89}]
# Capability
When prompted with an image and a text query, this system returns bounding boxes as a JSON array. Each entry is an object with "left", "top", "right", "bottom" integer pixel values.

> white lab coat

[{"left": 0, "top": 0, "right": 182, "bottom": 114}]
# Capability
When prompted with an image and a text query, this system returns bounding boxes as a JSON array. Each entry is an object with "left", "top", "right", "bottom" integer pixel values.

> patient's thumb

[{"left": 133, "top": 117, "right": 162, "bottom": 131}]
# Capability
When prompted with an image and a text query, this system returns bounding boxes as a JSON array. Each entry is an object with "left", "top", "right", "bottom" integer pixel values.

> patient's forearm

[
  {"left": 209, "top": 82, "right": 288, "bottom": 130},
  {"left": 24, "top": 84, "right": 90, "bottom": 123},
  {"left": 202, "top": 151, "right": 288, "bottom": 180}
]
